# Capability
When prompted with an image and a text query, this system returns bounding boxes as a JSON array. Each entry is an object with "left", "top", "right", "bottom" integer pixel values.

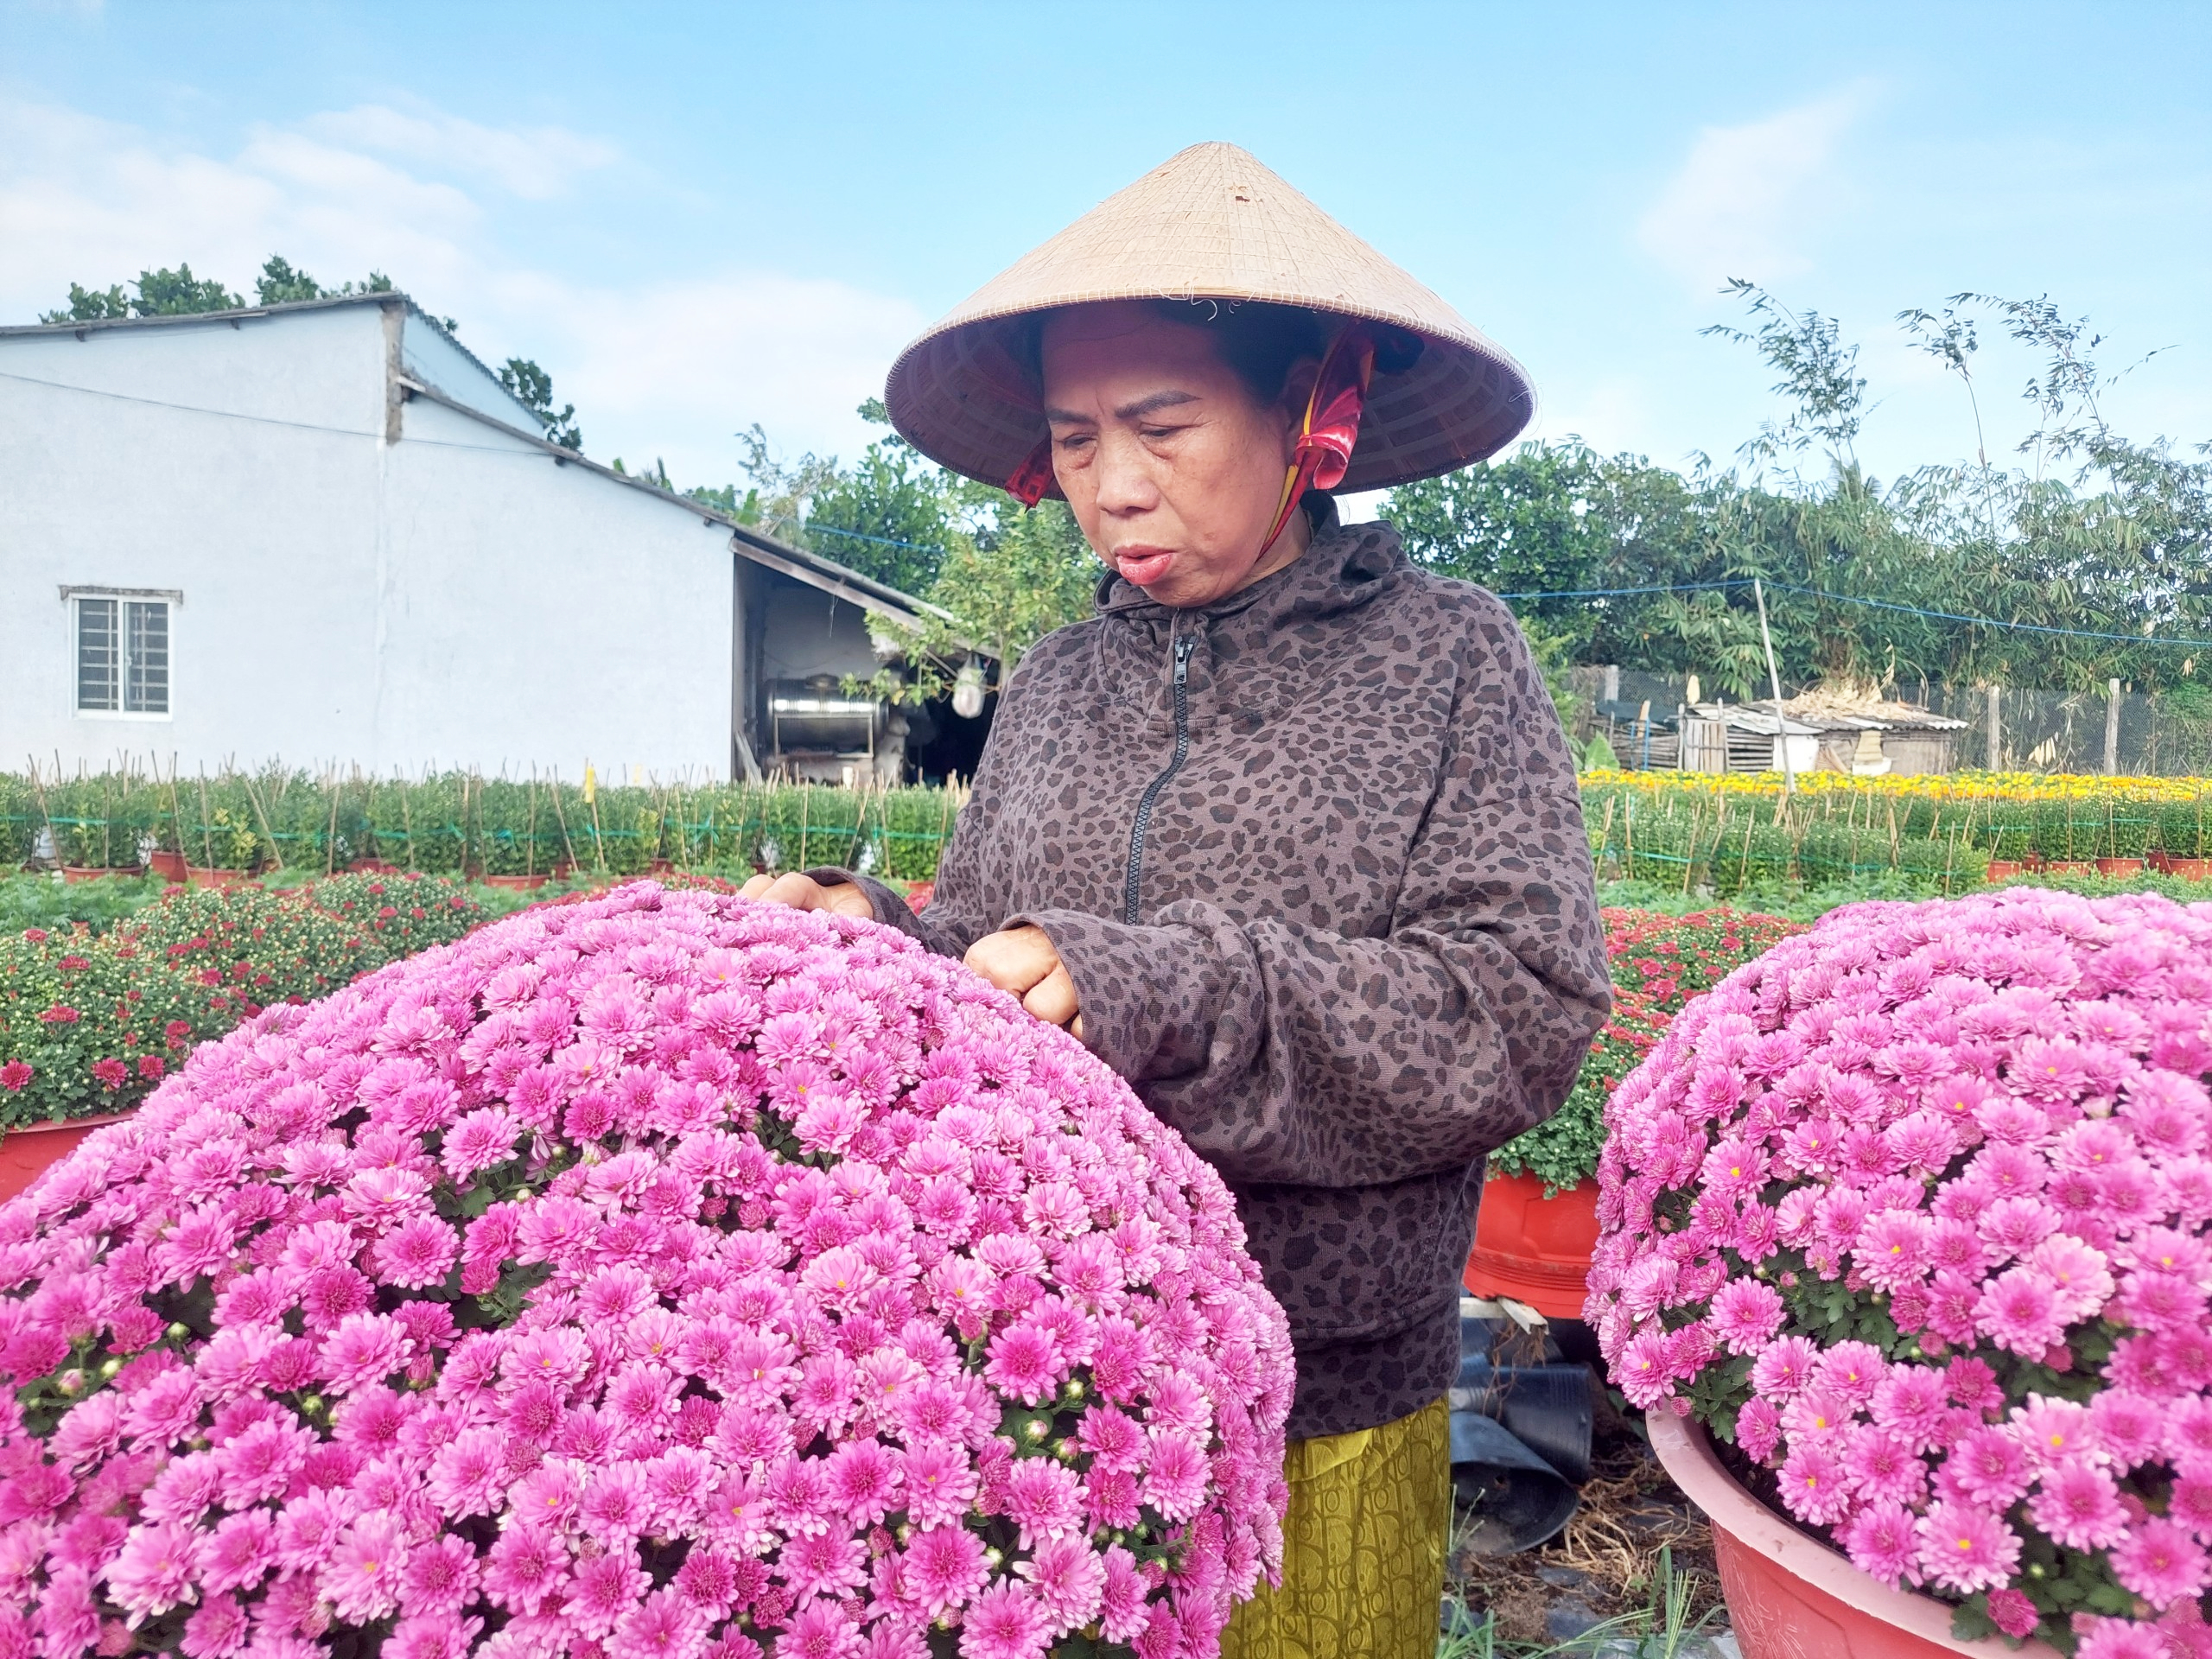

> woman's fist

[
  {"left": 737, "top": 871, "right": 876, "bottom": 919},
  {"left": 964, "top": 925, "right": 1084, "bottom": 1039}
]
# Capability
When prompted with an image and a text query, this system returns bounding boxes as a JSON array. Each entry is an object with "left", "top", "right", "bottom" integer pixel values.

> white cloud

[
  {"left": 0, "top": 92, "right": 920, "bottom": 483},
  {"left": 302, "top": 103, "right": 617, "bottom": 201},
  {"left": 1637, "top": 86, "right": 1875, "bottom": 293},
  {"left": 494, "top": 269, "right": 925, "bottom": 484},
  {"left": 1524, "top": 374, "right": 1682, "bottom": 465}
]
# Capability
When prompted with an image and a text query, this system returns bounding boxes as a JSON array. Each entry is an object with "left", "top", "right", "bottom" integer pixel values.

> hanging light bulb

[{"left": 951, "top": 657, "right": 986, "bottom": 721}]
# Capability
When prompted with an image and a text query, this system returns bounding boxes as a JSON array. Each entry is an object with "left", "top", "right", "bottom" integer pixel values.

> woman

[{"left": 745, "top": 143, "right": 1609, "bottom": 1655}]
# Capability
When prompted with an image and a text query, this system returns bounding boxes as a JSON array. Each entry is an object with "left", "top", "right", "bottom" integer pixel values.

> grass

[{"left": 1440, "top": 1542, "right": 1722, "bottom": 1658}]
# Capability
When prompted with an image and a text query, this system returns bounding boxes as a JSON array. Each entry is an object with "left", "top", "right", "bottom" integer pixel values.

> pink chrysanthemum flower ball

[
  {"left": 1587, "top": 889, "right": 2212, "bottom": 1652},
  {"left": 0, "top": 883, "right": 1294, "bottom": 1658}
]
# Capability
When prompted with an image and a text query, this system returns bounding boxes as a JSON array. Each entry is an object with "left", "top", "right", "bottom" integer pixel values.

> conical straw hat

[{"left": 884, "top": 142, "right": 1534, "bottom": 495}]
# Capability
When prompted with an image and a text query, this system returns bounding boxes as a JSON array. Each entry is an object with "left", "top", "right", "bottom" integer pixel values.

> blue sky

[{"left": 3, "top": 1, "right": 2207, "bottom": 499}]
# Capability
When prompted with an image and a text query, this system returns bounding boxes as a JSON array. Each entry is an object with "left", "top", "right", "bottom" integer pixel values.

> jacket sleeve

[{"left": 1015, "top": 611, "right": 1611, "bottom": 1191}]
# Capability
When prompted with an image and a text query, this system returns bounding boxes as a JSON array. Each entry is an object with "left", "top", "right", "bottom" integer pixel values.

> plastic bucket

[
  {"left": 1648, "top": 1412, "right": 2058, "bottom": 1659},
  {"left": 1462, "top": 1169, "right": 1599, "bottom": 1319}
]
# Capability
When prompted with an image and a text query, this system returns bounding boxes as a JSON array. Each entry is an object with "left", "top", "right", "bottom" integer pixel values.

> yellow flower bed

[{"left": 1580, "top": 769, "right": 2211, "bottom": 806}]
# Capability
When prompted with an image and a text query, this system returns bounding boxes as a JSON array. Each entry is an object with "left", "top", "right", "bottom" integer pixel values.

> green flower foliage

[
  {"left": 0, "top": 874, "right": 482, "bottom": 1128},
  {"left": 1491, "top": 907, "right": 1808, "bottom": 1192}
]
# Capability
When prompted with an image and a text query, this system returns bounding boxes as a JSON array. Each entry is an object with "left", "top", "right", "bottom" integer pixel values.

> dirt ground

[{"left": 1446, "top": 1382, "right": 1729, "bottom": 1649}]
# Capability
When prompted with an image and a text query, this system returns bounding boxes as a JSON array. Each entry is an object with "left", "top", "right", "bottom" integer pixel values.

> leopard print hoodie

[{"left": 830, "top": 514, "right": 1609, "bottom": 1440}]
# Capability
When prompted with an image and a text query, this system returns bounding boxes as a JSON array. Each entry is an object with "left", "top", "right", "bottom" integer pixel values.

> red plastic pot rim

[
  {"left": 0, "top": 1109, "right": 138, "bottom": 1140},
  {"left": 1647, "top": 1411, "right": 2061, "bottom": 1658}
]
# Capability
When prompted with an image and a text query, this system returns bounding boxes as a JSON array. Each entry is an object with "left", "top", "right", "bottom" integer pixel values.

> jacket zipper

[{"left": 1123, "top": 629, "right": 1196, "bottom": 925}]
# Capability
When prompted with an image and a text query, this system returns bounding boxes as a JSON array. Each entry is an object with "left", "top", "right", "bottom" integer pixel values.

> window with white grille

[{"left": 74, "top": 596, "right": 170, "bottom": 715}]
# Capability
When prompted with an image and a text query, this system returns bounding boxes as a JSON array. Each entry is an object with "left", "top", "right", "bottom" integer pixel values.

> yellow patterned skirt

[{"left": 1219, "top": 1394, "right": 1452, "bottom": 1659}]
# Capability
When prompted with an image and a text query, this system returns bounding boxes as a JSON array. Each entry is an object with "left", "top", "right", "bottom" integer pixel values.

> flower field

[
  {"left": 16, "top": 767, "right": 2212, "bottom": 905},
  {"left": 0, "top": 875, "right": 486, "bottom": 1128},
  {"left": 1491, "top": 909, "right": 1807, "bottom": 1193}
]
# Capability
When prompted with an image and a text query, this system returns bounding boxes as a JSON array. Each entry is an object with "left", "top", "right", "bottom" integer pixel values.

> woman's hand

[
  {"left": 737, "top": 871, "right": 876, "bottom": 919},
  {"left": 965, "top": 925, "right": 1084, "bottom": 1040}
]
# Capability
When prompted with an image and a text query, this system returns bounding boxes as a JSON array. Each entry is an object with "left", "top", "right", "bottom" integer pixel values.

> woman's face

[{"left": 1039, "top": 302, "right": 1313, "bottom": 609}]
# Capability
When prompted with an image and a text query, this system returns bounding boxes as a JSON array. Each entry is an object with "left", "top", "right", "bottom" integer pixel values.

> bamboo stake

[
  {"left": 548, "top": 773, "right": 580, "bottom": 875},
  {"left": 196, "top": 768, "right": 215, "bottom": 871},
  {"left": 239, "top": 770, "right": 283, "bottom": 871},
  {"left": 164, "top": 753, "right": 187, "bottom": 876}
]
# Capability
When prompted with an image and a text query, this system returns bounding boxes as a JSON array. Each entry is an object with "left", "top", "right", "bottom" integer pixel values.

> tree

[
  {"left": 848, "top": 495, "right": 1102, "bottom": 706},
  {"left": 253, "top": 256, "right": 393, "bottom": 307},
  {"left": 495, "top": 359, "right": 582, "bottom": 452},
  {"left": 1384, "top": 441, "right": 1708, "bottom": 665},
  {"left": 803, "top": 416, "right": 957, "bottom": 593},
  {"left": 41, "top": 264, "right": 240, "bottom": 322},
  {"left": 40, "top": 255, "right": 421, "bottom": 325}
]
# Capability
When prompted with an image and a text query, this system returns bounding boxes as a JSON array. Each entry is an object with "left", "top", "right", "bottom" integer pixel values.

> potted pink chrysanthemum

[
  {"left": 0, "top": 883, "right": 1292, "bottom": 1657},
  {"left": 1589, "top": 889, "right": 2212, "bottom": 1659}
]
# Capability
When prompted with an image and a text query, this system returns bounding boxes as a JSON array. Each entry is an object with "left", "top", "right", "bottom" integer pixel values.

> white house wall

[
  {"left": 2, "top": 303, "right": 732, "bottom": 779},
  {"left": 1, "top": 307, "right": 389, "bottom": 776},
  {"left": 399, "top": 317, "right": 540, "bottom": 431},
  {"left": 378, "top": 396, "right": 732, "bottom": 779}
]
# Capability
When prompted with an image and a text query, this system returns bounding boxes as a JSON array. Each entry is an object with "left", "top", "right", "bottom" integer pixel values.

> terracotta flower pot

[
  {"left": 2041, "top": 861, "right": 2096, "bottom": 876},
  {"left": 186, "top": 867, "right": 254, "bottom": 890},
  {"left": 2163, "top": 856, "right": 2212, "bottom": 882},
  {"left": 148, "top": 849, "right": 188, "bottom": 882},
  {"left": 1982, "top": 860, "right": 2023, "bottom": 880},
  {"left": 60, "top": 866, "right": 139, "bottom": 882},
  {"left": 1649, "top": 1412, "right": 2058, "bottom": 1659},
  {"left": 1461, "top": 1168, "right": 1599, "bottom": 1320},
  {"left": 483, "top": 874, "right": 550, "bottom": 891},
  {"left": 0, "top": 1110, "right": 137, "bottom": 1205},
  {"left": 2094, "top": 857, "right": 2145, "bottom": 876}
]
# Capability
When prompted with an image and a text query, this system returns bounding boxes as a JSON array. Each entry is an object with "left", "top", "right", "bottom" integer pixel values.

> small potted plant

[
  {"left": 184, "top": 804, "right": 264, "bottom": 887},
  {"left": 2154, "top": 789, "right": 2212, "bottom": 882},
  {"left": 1590, "top": 889, "right": 2212, "bottom": 1656}
]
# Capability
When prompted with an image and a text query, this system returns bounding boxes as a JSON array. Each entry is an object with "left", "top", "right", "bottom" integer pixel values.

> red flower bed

[{"left": 0, "top": 875, "right": 483, "bottom": 1129}]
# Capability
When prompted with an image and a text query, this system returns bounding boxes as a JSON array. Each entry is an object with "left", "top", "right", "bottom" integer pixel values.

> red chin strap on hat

[
  {"left": 1258, "top": 321, "right": 1381, "bottom": 555},
  {"left": 1005, "top": 435, "right": 1058, "bottom": 509}
]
